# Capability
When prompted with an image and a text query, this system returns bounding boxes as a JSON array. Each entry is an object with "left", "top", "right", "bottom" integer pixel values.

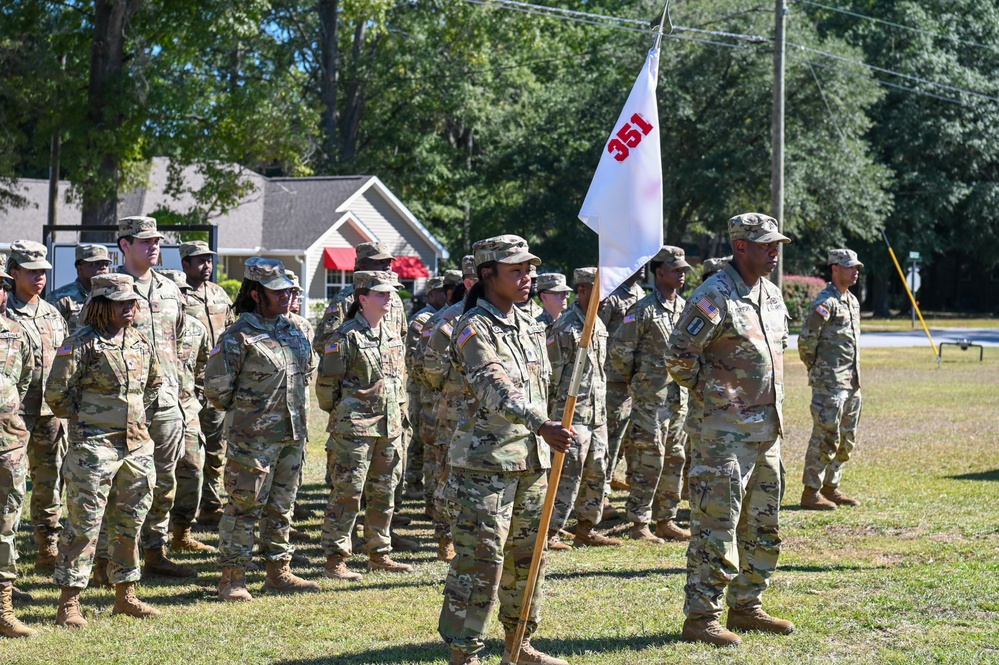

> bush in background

[{"left": 784, "top": 274, "right": 826, "bottom": 324}]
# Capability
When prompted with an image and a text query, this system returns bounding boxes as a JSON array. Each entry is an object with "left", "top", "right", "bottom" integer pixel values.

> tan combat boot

[
  {"left": 197, "top": 508, "right": 224, "bottom": 527},
  {"left": 547, "top": 531, "right": 572, "bottom": 551},
  {"left": 112, "top": 582, "right": 160, "bottom": 619},
  {"left": 34, "top": 530, "right": 58, "bottom": 570},
  {"left": 449, "top": 648, "right": 481, "bottom": 665},
  {"left": 264, "top": 559, "right": 319, "bottom": 593},
  {"left": 821, "top": 486, "right": 861, "bottom": 507},
  {"left": 501, "top": 632, "right": 569, "bottom": 665},
  {"left": 368, "top": 553, "right": 413, "bottom": 573},
  {"left": 601, "top": 498, "right": 620, "bottom": 521},
  {"left": 609, "top": 477, "right": 630, "bottom": 491},
  {"left": 680, "top": 616, "right": 742, "bottom": 647},
  {"left": 323, "top": 555, "right": 363, "bottom": 581},
  {"left": 56, "top": 586, "right": 88, "bottom": 629},
  {"left": 655, "top": 520, "right": 691, "bottom": 542},
  {"left": 727, "top": 607, "right": 795, "bottom": 635},
  {"left": 0, "top": 583, "right": 36, "bottom": 638},
  {"left": 437, "top": 535, "right": 456, "bottom": 562},
  {"left": 218, "top": 566, "right": 253, "bottom": 602},
  {"left": 91, "top": 556, "right": 113, "bottom": 589},
  {"left": 391, "top": 533, "right": 418, "bottom": 551},
  {"left": 630, "top": 522, "right": 665, "bottom": 544},
  {"left": 143, "top": 546, "right": 197, "bottom": 578},
  {"left": 170, "top": 523, "right": 216, "bottom": 554},
  {"left": 801, "top": 487, "right": 837, "bottom": 511},
  {"left": 574, "top": 519, "right": 622, "bottom": 547}
]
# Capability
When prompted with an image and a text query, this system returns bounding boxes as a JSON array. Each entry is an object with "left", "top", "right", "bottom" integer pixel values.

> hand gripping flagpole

[{"left": 508, "top": 271, "right": 601, "bottom": 664}]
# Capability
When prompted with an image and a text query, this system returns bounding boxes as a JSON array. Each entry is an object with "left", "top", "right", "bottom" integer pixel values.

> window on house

[{"left": 326, "top": 269, "right": 352, "bottom": 300}]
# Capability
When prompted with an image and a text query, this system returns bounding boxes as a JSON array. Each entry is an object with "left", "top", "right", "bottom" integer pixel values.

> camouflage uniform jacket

[
  {"left": 406, "top": 304, "right": 438, "bottom": 386},
  {"left": 609, "top": 288, "right": 685, "bottom": 432},
  {"left": 536, "top": 309, "right": 557, "bottom": 331},
  {"left": 0, "top": 316, "right": 33, "bottom": 452},
  {"left": 423, "top": 302, "right": 471, "bottom": 431},
  {"left": 547, "top": 301, "right": 607, "bottom": 427},
  {"left": 45, "top": 279, "right": 90, "bottom": 334},
  {"left": 204, "top": 312, "right": 315, "bottom": 446},
  {"left": 599, "top": 281, "right": 645, "bottom": 384},
  {"left": 515, "top": 298, "right": 543, "bottom": 321},
  {"left": 667, "top": 263, "right": 789, "bottom": 442},
  {"left": 177, "top": 315, "right": 209, "bottom": 424},
  {"left": 288, "top": 312, "right": 315, "bottom": 350},
  {"left": 449, "top": 298, "right": 552, "bottom": 473},
  {"left": 311, "top": 285, "right": 407, "bottom": 356},
  {"left": 114, "top": 266, "right": 185, "bottom": 409},
  {"left": 797, "top": 283, "right": 861, "bottom": 390},
  {"left": 45, "top": 326, "right": 162, "bottom": 452},
  {"left": 7, "top": 295, "right": 68, "bottom": 417},
  {"left": 184, "top": 281, "right": 235, "bottom": 349},
  {"left": 316, "top": 313, "right": 406, "bottom": 439}
]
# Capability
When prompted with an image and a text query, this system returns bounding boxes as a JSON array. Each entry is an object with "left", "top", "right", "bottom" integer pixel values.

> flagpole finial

[{"left": 652, "top": 0, "right": 673, "bottom": 50}]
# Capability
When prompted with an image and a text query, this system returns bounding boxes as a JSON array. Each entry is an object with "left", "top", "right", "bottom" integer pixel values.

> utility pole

[
  {"left": 47, "top": 54, "right": 66, "bottom": 230},
  {"left": 771, "top": 0, "right": 787, "bottom": 289}
]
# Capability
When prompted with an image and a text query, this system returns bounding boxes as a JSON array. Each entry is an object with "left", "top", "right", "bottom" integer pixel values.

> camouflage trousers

[
  {"left": 0, "top": 447, "right": 27, "bottom": 582},
  {"left": 405, "top": 387, "right": 425, "bottom": 488},
  {"left": 24, "top": 414, "right": 67, "bottom": 535},
  {"left": 603, "top": 382, "right": 632, "bottom": 493},
  {"left": 802, "top": 387, "right": 862, "bottom": 490},
  {"left": 624, "top": 412, "right": 685, "bottom": 525},
  {"left": 425, "top": 442, "right": 450, "bottom": 538},
  {"left": 140, "top": 405, "right": 185, "bottom": 551},
  {"left": 55, "top": 437, "right": 155, "bottom": 588},
  {"left": 654, "top": 402, "right": 689, "bottom": 523},
  {"left": 172, "top": 413, "right": 205, "bottom": 526},
  {"left": 322, "top": 434, "right": 403, "bottom": 557},
  {"left": 395, "top": 417, "right": 413, "bottom": 505},
  {"left": 218, "top": 438, "right": 304, "bottom": 567},
  {"left": 439, "top": 467, "right": 547, "bottom": 655},
  {"left": 550, "top": 422, "right": 608, "bottom": 531},
  {"left": 198, "top": 404, "right": 227, "bottom": 514},
  {"left": 684, "top": 435, "right": 783, "bottom": 620}
]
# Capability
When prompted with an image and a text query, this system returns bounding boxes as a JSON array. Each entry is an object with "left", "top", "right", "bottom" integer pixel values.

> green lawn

[
  {"left": 861, "top": 316, "right": 999, "bottom": 332},
  {"left": 6, "top": 347, "right": 999, "bottom": 664}
]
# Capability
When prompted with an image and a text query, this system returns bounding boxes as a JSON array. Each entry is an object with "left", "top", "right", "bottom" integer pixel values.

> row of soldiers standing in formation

[{"left": 0, "top": 213, "right": 864, "bottom": 665}]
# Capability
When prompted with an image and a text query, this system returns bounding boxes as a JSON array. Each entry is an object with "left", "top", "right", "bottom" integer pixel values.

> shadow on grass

[
  {"left": 547, "top": 566, "right": 684, "bottom": 582},
  {"left": 273, "top": 632, "right": 680, "bottom": 665},
  {"left": 947, "top": 469, "right": 999, "bottom": 482}
]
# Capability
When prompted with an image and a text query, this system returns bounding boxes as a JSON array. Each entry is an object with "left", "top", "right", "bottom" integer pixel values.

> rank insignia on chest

[
  {"left": 151, "top": 301, "right": 161, "bottom": 313},
  {"left": 208, "top": 344, "right": 221, "bottom": 358},
  {"left": 56, "top": 344, "right": 74, "bottom": 356},
  {"left": 325, "top": 342, "right": 340, "bottom": 355},
  {"left": 126, "top": 359, "right": 137, "bottom": 370},
  {"left": 686, "top": 317, "right": 705, "bottom": 336},
  {"left": 816, "top": 304, "right": 830, "bottom": 318},
  {"left": 696, "top": 297, "right": 719, "bottom": 319},
  {"left": 456, "top": 325, "right": 477, "bottom": 349},
  {"left": 525, "top": 346, "right": 538, "bottom": 362},
  {"left": 623, "top": 314, "right": 636, "bottom": 324}
]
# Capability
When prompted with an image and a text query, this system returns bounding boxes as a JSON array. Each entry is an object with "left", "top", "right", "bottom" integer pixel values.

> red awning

[
  {"left": 324, "top": 247, "right": 355, "bottom": 270},
  {"left": 391, "top": 256, "right": 429, "bottom": 278}
]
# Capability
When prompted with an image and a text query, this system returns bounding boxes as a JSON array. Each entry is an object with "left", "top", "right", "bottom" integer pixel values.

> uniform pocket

[{"left": 689, "top": 461, "right": 739, "bottom": 525}]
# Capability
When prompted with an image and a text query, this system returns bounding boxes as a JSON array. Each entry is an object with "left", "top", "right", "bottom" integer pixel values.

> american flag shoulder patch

[
  {"left": 815, "top": 304, "right": 831, "bottom": 318},
  {"left": 422, "top": 328, "right": 433, "bottom": 338},
  {"left": 208, "top": 343, "right": 221, "bottom": 357},
  {"left": 623, "top": 313, "right": 636, "bottom": 324},
  {"left": 696, "top": 297, "right": 720, "bottom": 319},
  {"left": 440, "top": 322, "right": 454, "bottom": 337},
  {"left": 325, "top": 341, "right": 340, "bottom": 355},
  {"left": 456, "top": 325, "right": 477, "bottom": 349},
  {"left": 56, "top": 344, "right": 74, "bottom": 357},
  {"left": 411, "top": 320, "right": 424, "bottom": 332},
  {"left": 325, "top": 304, "right": 337, "bottom": 315},
  {"left": 546, "top": 334, "right": 556, "bottom": 346}
]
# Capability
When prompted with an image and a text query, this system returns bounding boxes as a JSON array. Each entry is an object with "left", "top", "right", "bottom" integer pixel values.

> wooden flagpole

[{"left": 509, "top": 270, "right": 601, "bottom": 663}]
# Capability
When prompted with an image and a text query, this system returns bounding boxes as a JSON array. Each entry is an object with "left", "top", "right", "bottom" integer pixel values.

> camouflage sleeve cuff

[{"left": 525, "top": 407, "right": 548, "bottom": 434}]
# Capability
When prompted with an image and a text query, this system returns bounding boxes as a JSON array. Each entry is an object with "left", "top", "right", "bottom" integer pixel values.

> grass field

[
  {"left": 861, "top": 316, "right": 999, "bottom": 332},
  {"left": 6, "top": 347, "right": 999, "bottom": 664}
]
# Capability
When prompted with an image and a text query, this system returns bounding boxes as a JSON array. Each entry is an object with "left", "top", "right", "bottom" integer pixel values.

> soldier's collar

[
  {"left": 475, "top": 297, "right": 519, "bottom": 328},
  {"left": 722, "top": 262, "right": 756, "bottom": 300},
  {"left": 351, "top": 311, "right": 379, "bottom": 336}
]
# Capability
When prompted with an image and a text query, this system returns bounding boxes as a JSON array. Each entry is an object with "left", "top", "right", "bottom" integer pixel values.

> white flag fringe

[{"left": 578, "top": 48, "right": 664, "bottom": 298}]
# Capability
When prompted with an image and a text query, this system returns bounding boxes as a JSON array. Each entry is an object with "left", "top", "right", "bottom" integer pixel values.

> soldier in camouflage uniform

[
  {"left": 404, "top": 275, "right": 446, "bottom": 500},
  {"left": 205, "top": 257, "right": 318, "bottom": 602},
  {"left": 46, "top": 244, "right": 112, "bottom": 335},
  {"left": 545, "top": 267, "right": 621, "bottom": 551},
  {"left": 6, "top": 241, "right": 69, "bottom": 570},
  {"left": 611, "top": 246, "right": 692, "bottom": 544},
  {"left": 179, "top": 240, "right": 235, "bottom": 526},
  {"left": 701, "top": 256, "right": 731, "bottom": 280},
  {"left": 598, "top": 268, "right": 645, "bottom": 501},
  {"left": 438, "top": 236, "right": 573, "bottom": 665},
  {"left": 667, "top": 213, "right": 795, "bottom": 647},
  {"left": 0, "top": 256, "right": 36, "bottom": 638},
  {"left": 535, "top": 272, "right": 571, "bottom": 329},
  {"left": 286, "top": 270, "right": 315, "bottom": 342},
  {"left": 317, "top": 271, "right": 413, "bottom": 580},
  {"left": 158, "top": 271, "right": 215, "bottom": 554},
  {"left": 798, "top": 249, "right": 864, "bottom": 511},
  {"left": 47, "top": 273, "right": 164, "bottom": 627},
  {"left": 514, "top": 264, "right": 543, "bottom": 321}
]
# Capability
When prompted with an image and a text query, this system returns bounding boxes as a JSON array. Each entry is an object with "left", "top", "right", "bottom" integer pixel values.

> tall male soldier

[{"left": 47, "top": 244, "right": 112, "bottom": 334}]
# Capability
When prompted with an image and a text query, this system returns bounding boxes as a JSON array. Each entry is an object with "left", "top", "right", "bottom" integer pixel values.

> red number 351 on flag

[{"left": 607, "top": 113, "right": 655, "bottom": 162}]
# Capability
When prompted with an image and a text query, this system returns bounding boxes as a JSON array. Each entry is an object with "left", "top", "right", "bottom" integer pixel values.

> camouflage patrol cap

[
  {"left": 536, "top": 272, "right": 572, "bottom": 293},
  {"left": 76, "top": 244, "right": 110, "bottom": 263},
  {"left": 528, "top": 265, "right": 538, "bottom": 278},
  {"left": 9, "top": 240, "right": 53, "bottom": 270},
  {"left": 828, "top": 248, "right": 863, "bottom": 268},
  {"left": 728, "top": 213, "right": 790, "bottom": 244},
  {"left": 118, "top": 216, "right": 165, "bottom": 240},
  {"left": 244, "top": 257, "right": 295, "bottom": 290},
  {"left": 472, "top": 235, "right": 541, "bottom": 268},
  {"left": 355, "top": 242, "right": 394, "bottom": 262},
  {"left": 425, "top": 276, "right": 445, "bottom": 292},
  {"left": 285, "top": 270, "right": 302, "bottom": 292},
  {"left": 91, "top": 273, "right": 140, "bottom": 302},
  {"left": 179, "top": 241, "right": 216, "bottom": 259},
  {"left": 443, "top": 269, "right": 462, "bottom": 287},
  {"left": 0, "top": 253, "right": 9, "bottom": 280},
  {"left": 701, "top": 256, "right": 731, "bottom": 278},
  {"left": 573, "top": 267, "right": 597, "bottom": 286},
  {"left": 653, "top": 245, "right": 691, "bottom": 270},
  {"left": 353, "top": 270, "right": 399, "bottom": 292},
  {"left": 461, "top": 255, "right": 476, "bottom": 279},
  {"left": 159, "top": 269, "right": 193, "bottom": 291}
]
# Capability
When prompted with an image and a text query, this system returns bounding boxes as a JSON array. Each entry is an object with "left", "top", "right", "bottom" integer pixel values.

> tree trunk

[
  {"left": 340, "top": 21, "right": 367, "bottom": 161},
  {"left": 318, "top": 0, "right": 339, "bottom": 168},
  {"left": 80, "top": 0, "right": 145, "bottom": 238},
  {"left": 873, "top": 270, "right": 890, "bottom": 317}
]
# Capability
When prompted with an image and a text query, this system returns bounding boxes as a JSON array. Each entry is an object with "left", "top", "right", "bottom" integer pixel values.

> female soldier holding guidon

[{"left": 438, "top": 235, "right": 574, "bottom": 665}]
